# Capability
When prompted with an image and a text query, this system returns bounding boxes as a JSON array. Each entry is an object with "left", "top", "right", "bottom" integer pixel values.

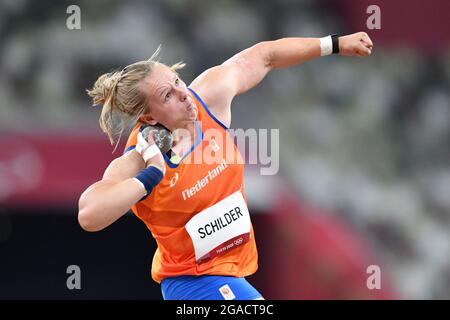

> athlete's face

[{"left": 141, "top": 63, "right": 197, "bottom": 130}]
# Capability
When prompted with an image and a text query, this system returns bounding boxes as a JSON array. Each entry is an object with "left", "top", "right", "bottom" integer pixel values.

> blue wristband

[{"left": 134, "top": 166, "right": 164, "bottom": 200}]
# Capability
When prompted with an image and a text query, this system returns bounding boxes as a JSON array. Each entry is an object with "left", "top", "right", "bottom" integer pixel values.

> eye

[
  {"left": 175, "top": 78, "right": 180, "bottom": 86},
  {"left": 165, "top": 92, "right": 171, "bottom": 101}
]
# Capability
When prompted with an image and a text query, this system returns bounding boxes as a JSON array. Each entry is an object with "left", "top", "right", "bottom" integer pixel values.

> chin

[{"left": 189, "top": 110, "right": 197, "bottom": 120}]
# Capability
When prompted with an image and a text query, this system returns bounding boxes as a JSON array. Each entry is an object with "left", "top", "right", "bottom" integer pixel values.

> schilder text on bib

[{"left": 185, "top": 190, "right": 251, "bottom": 264}]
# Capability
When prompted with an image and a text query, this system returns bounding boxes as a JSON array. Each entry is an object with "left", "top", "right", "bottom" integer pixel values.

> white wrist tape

[
  {"left": 136, "top": 130, "right": 161, "bottom": 162},
  {"left": 142, "top": 144, "right": 160, "bottom": 162},
  {"left": 319, "top": 35, "right": 333, "bottom": 56}
]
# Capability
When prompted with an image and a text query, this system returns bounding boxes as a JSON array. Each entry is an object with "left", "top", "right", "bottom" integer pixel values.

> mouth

[{"left": 187, "top": 101, "right": 196, "bottom": 112}]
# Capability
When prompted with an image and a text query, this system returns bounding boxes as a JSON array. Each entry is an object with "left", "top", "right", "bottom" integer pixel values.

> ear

[{"left": 140, "top": 114, "right": 158, "bottom": 126}]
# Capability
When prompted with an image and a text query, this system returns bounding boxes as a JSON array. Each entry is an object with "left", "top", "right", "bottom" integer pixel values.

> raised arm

[
  {"left": 190, "top": 32, "right": 373, "bottom": 116},
  {"left": 78, "top": 150, "right": 145, "bottom": 232},
  {"left": 78, "top": 133, "right": 166, "bottom": 232}
]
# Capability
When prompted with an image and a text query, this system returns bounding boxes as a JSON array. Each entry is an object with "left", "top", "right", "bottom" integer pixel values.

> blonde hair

[{"left": 87, "top": 46, "right": 186, "bottom": 148}]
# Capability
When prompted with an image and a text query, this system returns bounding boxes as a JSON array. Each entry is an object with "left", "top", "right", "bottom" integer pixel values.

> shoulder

[
  {"left": 190, "top": 65, "right": 239, "bottom": 107},
  {"left": 189, "top": 65, "right": 236, "bottom": 125},
  {"left": 124, "top": 122, "right": 143, "bottom": 151}
]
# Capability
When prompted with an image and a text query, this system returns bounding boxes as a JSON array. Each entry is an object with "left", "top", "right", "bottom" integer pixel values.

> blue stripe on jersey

[{"left": 188, "top": 88, "right": 229, "bottom": 130}]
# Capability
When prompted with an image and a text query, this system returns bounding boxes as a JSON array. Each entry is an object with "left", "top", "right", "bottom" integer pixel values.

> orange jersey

[{"left": 125, "top": 88, "right": 258, "bottom": 283}]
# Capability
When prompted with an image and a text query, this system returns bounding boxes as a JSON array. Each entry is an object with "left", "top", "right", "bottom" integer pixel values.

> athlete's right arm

[
  {"left": 77, "top": 150, "right": 146, "bottom": 232},
  {"left": 78, "top": 139, "right": 165, "bottom": 232}
]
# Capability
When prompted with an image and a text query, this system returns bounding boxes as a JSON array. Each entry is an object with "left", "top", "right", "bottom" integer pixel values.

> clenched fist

[{"left": 339, "top": 32, "right": 373, "bottom": 57}]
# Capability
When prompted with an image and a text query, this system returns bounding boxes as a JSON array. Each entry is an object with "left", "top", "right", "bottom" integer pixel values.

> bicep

[
  {"left": 222, "top": 42, "right": 272, "bottom": 95},
  {"left": 102, "top": 150, "right": 145, "bottom": 182},
  {"left": 190, "top": 42, "right": 272, "bottom": 108},
  {"left": 79, "top": 151, "right": 143, "bottom": 205}
]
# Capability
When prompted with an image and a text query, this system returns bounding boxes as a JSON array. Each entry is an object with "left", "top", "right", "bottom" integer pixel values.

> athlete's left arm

[{"left": 190, "top": 32, "right": 373, "bottom": 113}]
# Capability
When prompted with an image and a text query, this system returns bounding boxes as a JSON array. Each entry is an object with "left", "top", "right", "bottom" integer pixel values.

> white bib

[{"left": 185, "top": 190, "right": 251, "bottom": 264}]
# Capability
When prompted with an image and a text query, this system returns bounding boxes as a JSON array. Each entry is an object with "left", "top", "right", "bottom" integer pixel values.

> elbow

[
  {"left": 78, "top": 198, "right": 105, "bottom": 232},
  {"left": 255, "top": 41, "right": 275, "bottom": 69},
  {"left": 78, "top": 188, "right": 106, "bottom": 232},
  {"left": 78, "top": 209, "right": 103, "bottom": 232}
]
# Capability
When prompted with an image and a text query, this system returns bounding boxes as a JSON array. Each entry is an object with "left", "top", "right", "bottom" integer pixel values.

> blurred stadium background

[{"left": 1, "top": 0, "right": 449, "bottom": 299}]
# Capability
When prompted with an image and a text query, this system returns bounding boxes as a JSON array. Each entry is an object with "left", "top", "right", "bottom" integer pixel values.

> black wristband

[{"left": 331, "top": 34, "right": 340, "bottom": 54}]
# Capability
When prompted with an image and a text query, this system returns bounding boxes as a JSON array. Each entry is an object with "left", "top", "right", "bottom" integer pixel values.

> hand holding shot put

[{"left": 136, "top": 127, "right": 169, "bottom": 174}]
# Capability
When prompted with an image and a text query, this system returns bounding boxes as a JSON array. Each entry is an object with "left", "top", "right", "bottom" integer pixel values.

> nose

[{"left": 177, "top": 87, "right": 187, "bottom": 102}]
